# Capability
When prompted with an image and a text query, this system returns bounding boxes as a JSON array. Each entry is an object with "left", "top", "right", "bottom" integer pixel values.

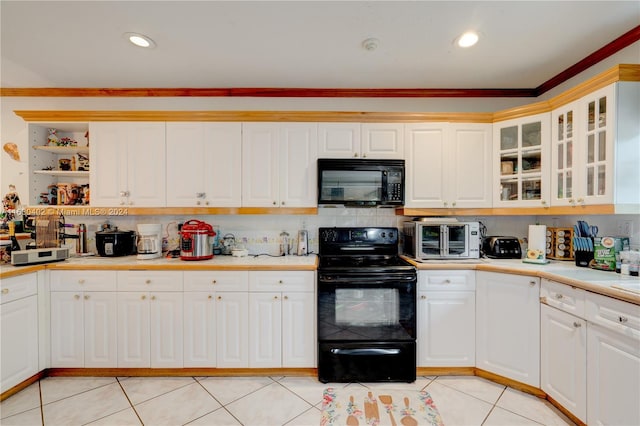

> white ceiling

[{"left": 1, "top": 1, "right": 639, "bottom": 90}]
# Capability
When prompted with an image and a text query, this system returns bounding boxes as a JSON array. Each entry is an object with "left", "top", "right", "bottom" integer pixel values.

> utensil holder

[{"left": 575, "top": 250, "right": 594, "bottom": 267}]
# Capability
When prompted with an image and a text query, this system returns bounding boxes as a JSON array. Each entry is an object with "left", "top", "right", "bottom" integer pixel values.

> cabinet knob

[
  {"left": 208, "top": 295, "right": 213, "bottom": 299},
  {"left": 529, "top": 281, "right": 537, "bottom": 286},
  {"left": 354, "top": 153, "right": 359, "bottom": 157},
  {"left": 452, "top": 202, "right": 456, "bottom": 207},
  {"left": 619, "top": 316, "right": 628, "bottom": 323},
  {"left": 278, "top": 280, "right": 283, "bottom": 284},
  {"left": 421, "top": 295, "right": 426, "bottom": 299},
  {"left": 569, "top": 199, "right": 575, "bottom": 204},
  {"left": 145, "top": 279, "right": 151, "bottom": 284},
  {"left": 120, "top": 191, "right": 127, "bottom": 197},
  {"left": 273, "top": 201, "right": 277, "bottom": 205},
  {"left": 443, "top": 202, "right": 448, "bottom": 207},
  {"left": 577, "top": 198, "right": 584, "bottom": 203},
  {"left": 74, "top": 294, "right": 80, "bottom": 300},
  {"left": 573, "top": 322, "right": 582, "bottom": 328},
  {"left": 78, "top": 279, "right": 85, "bottom": 284},
  {"left": 274, "top": 295, "right": 279, "bottom": 300},
  {"left": 205, "top": 201, "right": 210, "bottom": 206},
  {"left": 84, "top": 295, "right": 90, "bottom": 300},
  {"left": 284, "top": 295, "right": 288, "bottom": 300},
  {"left": 2, "top": 288, "right": 9, "bottom": 294},
  {"left": 196, "top": 192, "right": 205, "bottom": 198},
  {"left": 212, "top": 280, "right": 217, "bottom": 285},
  {"left": 555, "top": 294, "right": 564, "bottom": 299},
  {"left": 141, "top": 295, "right": 146, "bottom": 300},
  {"left": 444, "top": 279, "right": 451, "bottom": 284},
  {"left": 196, "top": 201, "right": 201, "bottom": 206},
  {"left": 362, "top": 153, "right": 367, "bottom": 158},
  {"left": 541, "top": 200, "right": 547, "bottom": 206},
  {"left": 217, "top": 296, "right": 222, "bottom": 300},
  {"left": 281, "top": 201, "right": 285, "bottom": 206},
  {"left": 151, "top": 295, "right": 156, "bottom": 300}
]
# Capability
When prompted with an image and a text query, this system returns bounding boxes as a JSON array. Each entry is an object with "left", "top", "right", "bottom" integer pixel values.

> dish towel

[{"left": 320, "top": 387, "right": 445, "bottom": 426}]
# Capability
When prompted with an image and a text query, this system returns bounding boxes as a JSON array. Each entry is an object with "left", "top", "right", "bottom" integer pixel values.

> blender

[{"left": 136, "top": 224, "right": 162, "bottom": 260}]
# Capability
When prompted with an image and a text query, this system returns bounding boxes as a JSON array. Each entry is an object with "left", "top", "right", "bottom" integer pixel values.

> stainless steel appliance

[
  {"left": 297, "top": 229, "right": 308, "bottom": 255},
  {"left": 482, "top": 236, "right": 522, "bottom": 259},
  {"left": 317, "top": 159, "right": 405, "bottom": 207},
  {"left": 180, "top": 219, "right": 215, "bottom": 260},
  {"left": 317, "top": 227, "right": 417, "bottom": 383},
  {"left": 403, "top": 218, "right": 481, "bottom": 260},
  {"left": 11, "top": 247, "right": 69, "bottom": 265},
  {"left": 95, "top": 226, "right": 136, "bottom": 257}
]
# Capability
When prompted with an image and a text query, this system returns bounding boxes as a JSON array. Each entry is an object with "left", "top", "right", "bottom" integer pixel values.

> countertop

[{"left": 2, "top": 253, "right": 639, "bottom": 305}]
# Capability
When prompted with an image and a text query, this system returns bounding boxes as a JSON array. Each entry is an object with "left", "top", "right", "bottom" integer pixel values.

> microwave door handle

[{"left": 440, "top": 225, "right": 447, "bottom": 256}]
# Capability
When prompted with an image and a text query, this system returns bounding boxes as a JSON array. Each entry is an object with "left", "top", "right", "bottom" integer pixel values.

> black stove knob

[{"left": 381, "top": 232, "right": 386, "bottom": 238}]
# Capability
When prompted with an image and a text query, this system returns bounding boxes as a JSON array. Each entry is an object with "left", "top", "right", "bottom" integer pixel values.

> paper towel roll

[{"left": 525, "top": 224, "right": 549, "bottom": 263}]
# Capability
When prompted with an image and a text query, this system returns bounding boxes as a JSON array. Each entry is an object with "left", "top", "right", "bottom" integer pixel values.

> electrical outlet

[{"left": 618, "top": 220, "right": 633, "bottom": 236}]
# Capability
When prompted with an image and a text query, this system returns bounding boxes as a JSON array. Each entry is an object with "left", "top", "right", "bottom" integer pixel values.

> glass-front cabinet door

[
  {"left": 550, "top": 85, "right": 615, "bottom": 207},
  {"left": 551, "top": 102, "right": 577, "bottom": 206},
  {"left": 494, "top": 113, "right": 550, "bottom": 207}
]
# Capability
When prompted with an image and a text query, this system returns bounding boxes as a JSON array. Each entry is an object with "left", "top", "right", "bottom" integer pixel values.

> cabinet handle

[
  {"left": 555, "top": 294, "right": 564, "bottom": 299},
  {"left": 141, "top": 295, "right": 146, "bottom": 300},
  {"left": 1, "top": 288, "right": 8, "bottom": 294},
  {"left": 84, "top": 295, "right": 90, "bottom": 300},
  {"left": 573, "top": 322, "right": 582, "bottom": 328},
  {"left": 619, "top": 316, "right": 628, "bottom": 323},
  {"left": 145, "top": 279, "right": 151, "bottom": 284},
  {"left": 74, "top": 294, "right": 80, "bottom": 300},
  {"left": 78, "top": 279, "right": 85, "bottom": 284}
]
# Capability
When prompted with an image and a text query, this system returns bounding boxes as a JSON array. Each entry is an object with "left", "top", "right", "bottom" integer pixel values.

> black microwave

[{"left": 317, "top": 158, "right": 405, "bottom": 207}]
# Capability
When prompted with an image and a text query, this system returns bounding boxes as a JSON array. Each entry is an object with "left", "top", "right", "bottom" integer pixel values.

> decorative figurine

[{"left": 47, "top": 128, "right": 59, "bottom": 146}]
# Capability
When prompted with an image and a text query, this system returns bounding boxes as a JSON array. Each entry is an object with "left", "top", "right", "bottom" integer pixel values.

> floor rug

[{"left": 320, "top": 387, "right": 445, "bottom": 426}]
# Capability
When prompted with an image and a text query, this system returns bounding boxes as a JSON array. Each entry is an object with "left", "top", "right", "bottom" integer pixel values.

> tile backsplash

[{"left": 53, "top": 209, "right": 639, "bottom": 257}]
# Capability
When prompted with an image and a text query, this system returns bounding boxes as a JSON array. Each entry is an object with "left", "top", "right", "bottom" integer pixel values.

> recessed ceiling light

[
  {"left": 457, "top": 31, "right": 479, "bottom": 48},
  {"left": 124, "top": 32, "right": 156, "bottom": 48}
]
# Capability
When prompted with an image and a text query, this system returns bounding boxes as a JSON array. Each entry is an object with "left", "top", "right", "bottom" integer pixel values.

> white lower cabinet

[
  {"left": 50, "top": 271, "right": 117, "bottom": 368},
  {"left": 417, "top": 270, "right": 475, "bottom": 367},
  {"left": 540, "top": 304, "right": 586, "bottom": 422},
  {"left": 476, "top": 272, "right": 540, "bottom": 387},
  {"left": 586, "top": 292, "right": 640, "bottom": 426},
  {"left": 1, "top": 273, "right": 39, "bottom": 393},
  {"left": 183, "top": 271, "right": 249, "bottom": 368},
  {"left": 249, "top": 271, "right": 316, "bottom": 368},
  {"left": 117, "top": 271, "right": 183, "bottom": 368}
]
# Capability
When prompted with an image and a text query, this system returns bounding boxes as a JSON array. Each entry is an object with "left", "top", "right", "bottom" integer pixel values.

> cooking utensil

[
  {"left": 400, "top": 397, "right": 418, "bottom": 426},
  {"left": 364, "top": 392, "right": 380, "bottom": 424},
  {"left": 346, "top": 395, "right": 359, "bottom": 426},
  {"left": 378, "top": 395, "right": 397, "bottom": 426}
]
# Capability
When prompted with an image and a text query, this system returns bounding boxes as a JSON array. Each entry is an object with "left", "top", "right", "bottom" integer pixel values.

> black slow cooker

[{"left": 95, "top": 226, "right": 136, "bottom": 257}]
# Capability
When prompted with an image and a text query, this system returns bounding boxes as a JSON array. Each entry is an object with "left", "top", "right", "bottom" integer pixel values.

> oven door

[{"left": 317, "top": 272, "right": 416, "bottom": 342}]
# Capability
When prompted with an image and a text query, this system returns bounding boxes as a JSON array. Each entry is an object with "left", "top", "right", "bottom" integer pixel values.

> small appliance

[
  {"left": 482, "top": 236, "right": 522, "bottom": 259},
  {"left": 11, "top": 247, "right": 69, "bottom": 266},
  {"left": 297, "top": 229, "right": 308, "bottom": 255},
  {"left": 318, "top": 158, "right": 405, "bottom": 207},
  {"left": 95, "top": 225, "right": 136, "bottom": 257},
  {"left": 403, "top": 218, "right": 481, "bottom": 260},
  {"left": 136, "top": 224, "right": 162, "bottom": 260},
  {"left": 180, "top": 220, "right": 215, "bottom": 260}
]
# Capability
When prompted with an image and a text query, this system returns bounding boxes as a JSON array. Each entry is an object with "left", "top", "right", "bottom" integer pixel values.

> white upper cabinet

[
  {"left": 166, "top": 122, "right": 242, "bottom": 207},
  {"left": 405, "top": 123, "right": 492, "bottom": 208},
  {"left": 551, "top": 83, "right": 640, "bottom": 211},
  {"left": 493, "top": 113, "right": 551, "bottom": 208},
  {"left": 242, "top": 122, "right": 318, "bottom": 207},
  {"left": 90, "top": 122, "right": 166, "bottom": 207},
  {"left": 318, "top": 123, "right": 403, "bottom": 159}
]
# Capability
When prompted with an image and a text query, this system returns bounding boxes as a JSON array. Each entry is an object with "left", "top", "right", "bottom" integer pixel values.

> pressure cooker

[{"left": 179, "top": 219, "right": 215, "bottom": 260}]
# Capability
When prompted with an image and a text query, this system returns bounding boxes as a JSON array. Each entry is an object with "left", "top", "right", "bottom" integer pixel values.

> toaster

[{"left": 483, "top": 236, "right": 522, "bottom": 259}]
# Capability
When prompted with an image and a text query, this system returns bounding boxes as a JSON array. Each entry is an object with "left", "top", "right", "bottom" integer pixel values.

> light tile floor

[{"left": 0, "top": 375, "right": 575, "bottom": 426}]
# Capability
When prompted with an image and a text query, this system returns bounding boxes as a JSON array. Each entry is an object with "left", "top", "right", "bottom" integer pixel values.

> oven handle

[
  {"left": 330, "top": 348, "right": 401, "bottom": 356},
  {"left": 319, "top": 276, "right": 416, "bottom": 284}
]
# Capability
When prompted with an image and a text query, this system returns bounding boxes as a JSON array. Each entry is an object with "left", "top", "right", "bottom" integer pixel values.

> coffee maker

[{"left": 137, "top": 224, "right": 162, "bottom": 260}]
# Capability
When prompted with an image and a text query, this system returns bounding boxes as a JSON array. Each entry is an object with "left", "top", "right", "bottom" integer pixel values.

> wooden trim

[
  {"left": 0, "top": 370, "right": 48, "bottom": 402},
  {"left": 397, "top": 204, "right": 616, "bottom": 217},
  {"left": 474, "top": 368, "right": 546, "bottom": 398},
  {"left": 13, "top": 110, "right": 494, "bottom": 123},
  {"left": 546, "top": 394, "right": 587, "bottom": 426},
  {"left": 416, "top": 367, "right": 475, "bottom": 376},
  {"left": 492, "top": 100, "right": 551, "bottom": 122},
  {"left": 23, "top": 206, "right": 317, "bottom": 216},
  {"left": 536, "top": 26, "right": 640, "bottom": 96},
  {"left": 1, "top": 87, "right": 537, "bottom": 98},
  {"left": 46, "top": 367, "right": 317, "bottom": 377}
]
